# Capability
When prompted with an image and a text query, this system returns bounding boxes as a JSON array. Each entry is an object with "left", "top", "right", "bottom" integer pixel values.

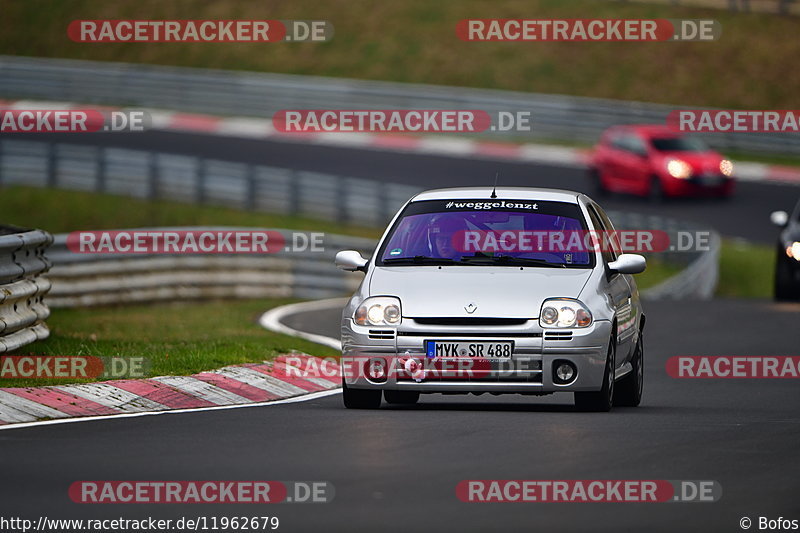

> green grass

[
  {"left": 1, "top": 0, "right": 797, "bottom": 110},
  {"left": 2, "top": 185, "right": 381, "bottom": 238},
  {"left": 0, "top": 299, "right": 340, "bottom": 388},
  {"left": 636, "top": 256, "right": 685, "bottom": 289},
  {"left": 717, "top": 239, "right": 776, "bottom": 298}
]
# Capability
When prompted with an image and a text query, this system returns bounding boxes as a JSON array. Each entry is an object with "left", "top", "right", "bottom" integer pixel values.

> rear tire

[
  {"left": 342, "top": 380, "right": 382, "bottom": 409},
  {"left": 614, "top": 332, "right": 643, "bottom": 407},
  {"left": 384, "top": 390, "right": 420, "bottom": 405},
  {"left": 575, "top": 336, "right": 615, "bottom": 412}
]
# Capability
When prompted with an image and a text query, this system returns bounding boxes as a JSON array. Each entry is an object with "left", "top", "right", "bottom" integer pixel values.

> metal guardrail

[
  {"left": 0, "top": 55, "right": 797, "bottom": 156},
  {"left": 609, "top": 211, "right": 721, "bottom": 299},
  {"left": 43, "top": 218, "right": 718, "bottom": 309},
  {"left": 45, "top": 229, "right": 375, "bottom": 307},
  {"left": 0, "top": 227, "right": 52, "bottom": 352},
  {"left": 0, "top": 139, "right": 420, "bottom": 227}
]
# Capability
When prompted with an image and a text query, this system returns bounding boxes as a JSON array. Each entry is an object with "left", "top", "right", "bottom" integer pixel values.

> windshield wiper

[
  {"left": 382, "top": 255, "right": 458, "bottom": 265},
  {"left": 460, "top": 254, "right": 567, "bottom": 268}
]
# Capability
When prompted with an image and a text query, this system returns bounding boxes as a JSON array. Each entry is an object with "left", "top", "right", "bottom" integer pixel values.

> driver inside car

[{"left": 428, "top": 215, "right": 467, "bottom": 261}]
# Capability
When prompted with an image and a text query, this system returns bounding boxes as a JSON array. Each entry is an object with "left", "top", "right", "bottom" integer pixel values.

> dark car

[
  {"left": 590, "top": 124, "right": 735, "bottom": 201},
  {"left": 771, "top": 200, "right": 800, "bottom": 300}
]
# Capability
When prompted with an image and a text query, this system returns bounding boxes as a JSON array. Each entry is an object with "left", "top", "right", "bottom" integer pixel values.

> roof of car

[{"left": 410, "top": 187, "right": 583, "bottom": 203}]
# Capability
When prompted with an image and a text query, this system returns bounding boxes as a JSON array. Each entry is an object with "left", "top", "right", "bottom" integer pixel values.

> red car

[{"left": 589, "top": 125, "right": 735, "bottom": 200}]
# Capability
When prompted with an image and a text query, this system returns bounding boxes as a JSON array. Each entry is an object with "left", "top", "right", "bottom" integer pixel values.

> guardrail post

[
  {"left": 336, "top": 176, "right": 348, "bottom": 225},
  {"left": 96, "top": 147, "right": 107, "bottom": 193},
  {"left": 46, "top": 143, "right": 57, "bottom": 188},
  {"left": 378, "top": 185, "right": 390, "bottom": 225},
  {"left": 289, "top": 169, "right": 300, "bottom": 216},
  {"left": 147, "top": 152, "right": 158, "bottom": 200},
  {"left": 246, "top": 165, "right": 256, "bottom": 210},
  {"left": 197, "top": 158, "right": 207, "bottom": 204}
]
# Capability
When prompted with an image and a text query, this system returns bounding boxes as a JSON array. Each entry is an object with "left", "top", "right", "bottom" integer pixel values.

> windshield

[
  {"left": 650, "top": 136, "right": 709, "bottom": 152},
  {"left": 376, "top": 199, "right": 594, "bottom": 268}
]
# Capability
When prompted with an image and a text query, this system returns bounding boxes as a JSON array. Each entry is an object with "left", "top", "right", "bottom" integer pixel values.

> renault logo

[{"left": 465, "top": 303, "right": 477, "bottom": 314}]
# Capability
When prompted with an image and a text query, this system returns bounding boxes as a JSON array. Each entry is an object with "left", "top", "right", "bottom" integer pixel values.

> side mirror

[
  {"left": 770, "top": 210, "right": 789, "bottom": 227},
  {"left": 608, "top": 253, "right": 647, "bottom": 275},
  {"left": 335, "top": 250, "right": 368, "bottom": 272}
]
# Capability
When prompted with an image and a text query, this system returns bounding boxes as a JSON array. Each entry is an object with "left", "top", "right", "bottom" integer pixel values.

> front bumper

[
  {"left": 341, "top": 318, "right": 612, "bottom": 393},
  {"left": 663, "top": 173, "right": 734, "bottom": 197}
]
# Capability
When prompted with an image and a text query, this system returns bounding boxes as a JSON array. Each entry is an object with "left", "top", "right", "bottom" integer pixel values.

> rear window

[{"left": 375, "top": 199, "right": 594, "bottom": 268}]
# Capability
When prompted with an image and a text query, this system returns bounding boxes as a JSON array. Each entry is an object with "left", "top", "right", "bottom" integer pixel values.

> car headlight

[
  {"left": 666, "top": 159, "right": 692, "bottom": 179},
  {"left": 539, "top": 299, "right": 593, "bottom": 328},
  {"left": 354, "top": 296, "right": 402, "bottom": 326},
  {"left": 719, "top": 159, "right": 734, "bottom": 177},
  {"left": 786, "top": 241, "right": 800, "bottom": 261}
]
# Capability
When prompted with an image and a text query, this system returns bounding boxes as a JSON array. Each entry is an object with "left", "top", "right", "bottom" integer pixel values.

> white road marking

[{"left": 259, "top": 298, "right": 345, "bottom": 351}]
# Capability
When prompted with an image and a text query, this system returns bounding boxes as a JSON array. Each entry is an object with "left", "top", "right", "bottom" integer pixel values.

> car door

[
  {"left": 587, "top": 204, "right": 635, "bottom": 364},
  {"left": 601, "top": 132, "right": 629, "bottom": 191},
  {"left": 616, "top": 134, "right": 651, "bottom": 193}
]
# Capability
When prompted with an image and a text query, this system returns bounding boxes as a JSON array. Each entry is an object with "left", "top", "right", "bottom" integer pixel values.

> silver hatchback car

[{"left": 335, "top": 187, "right": 646, "bottom": 411}]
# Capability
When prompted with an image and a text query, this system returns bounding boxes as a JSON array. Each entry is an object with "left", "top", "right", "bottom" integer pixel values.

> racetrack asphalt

[
  {"left": 12, "top": 130, "right": 800, "bottom": 244},
  {"left": 1, "top": 298, "right": 798, "bottom": 532}
]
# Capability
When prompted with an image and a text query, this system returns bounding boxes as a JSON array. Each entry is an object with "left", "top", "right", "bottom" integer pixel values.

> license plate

[
  {"left": 425, "top": 340, "right": 514, "bottom": 359},
  {"left": 699, "top": 175, "right": 722, "bottom": 186}
]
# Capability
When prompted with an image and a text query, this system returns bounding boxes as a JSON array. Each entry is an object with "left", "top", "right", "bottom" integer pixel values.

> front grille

[
  {"left": 544, "top": 331, "right": 573, "bottom": 341},
  {"left": 368, "top": 329, "right": 395, "bottom": 340},
  {"left": 395, "top": 359, "right": 542, "bottom": 383},
  {"left": 398, "top": 331, "right": 541, "bottom": 338},
  {"left": 397, "top": 372, "right": 542, "bottom": 383},
  {"left": 411, "top": 317, "right": 529, "bottom": 326}
]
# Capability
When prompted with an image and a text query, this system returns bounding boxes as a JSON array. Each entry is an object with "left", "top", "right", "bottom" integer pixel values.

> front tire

[
  {"left": 342, "top": 380, "right": 382, "bottom": 409},
  {"left": 589, "top": 167, "right": 608, "bottom": 197},
  {"left": 774, "top": 253, "right": 799, "bottom": 301},
  {"left": 384, "top": 390, "right": 420, "bottom": 405},
  {"left": 575, "top": 336, "right": 615, "bottom": 412},
  {"left": 614, "top": 332, "right": 643, "bottom": 407},
  {"left": 648, "top": 175, "right": 664, "bottom": 203}
]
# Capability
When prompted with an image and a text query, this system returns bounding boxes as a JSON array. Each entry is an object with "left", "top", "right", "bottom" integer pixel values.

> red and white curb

[
  {"left": 0, "top": 353, "right": 341, "bottom": 429},
  {"left": 3, "top": 99, "right": 799, "bottom": 186}
]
